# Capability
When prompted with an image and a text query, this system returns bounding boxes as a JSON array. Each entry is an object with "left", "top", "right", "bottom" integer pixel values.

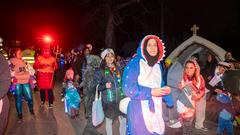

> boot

[
  {"left": 30, "top": 110, "right": 35, "bottom": 115},
  {"left": 18, "top": 113, "right": 23, "bottom": 119}
]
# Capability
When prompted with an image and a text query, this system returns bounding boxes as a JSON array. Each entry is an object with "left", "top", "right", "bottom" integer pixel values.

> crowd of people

[{"left": 0, "top": 34, "right": 240, "bottom": 135}]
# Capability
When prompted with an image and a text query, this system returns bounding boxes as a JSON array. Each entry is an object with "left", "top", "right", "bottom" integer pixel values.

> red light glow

[{"left": 44, "top": 36, "right": 52, "bottom": 43}]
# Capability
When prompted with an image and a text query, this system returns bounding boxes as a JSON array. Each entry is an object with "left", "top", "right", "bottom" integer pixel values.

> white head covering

[{"left": 100, "top": 48, "right": 114, "bottom": 59}]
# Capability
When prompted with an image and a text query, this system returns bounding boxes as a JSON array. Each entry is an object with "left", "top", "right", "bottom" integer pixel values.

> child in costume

[
  {"left": 63, "top": 67, "right": 80, "bottom": 118},
  {"left": 61, "top": 67, "right": 74, "bottom": 101},
  {"left": 64, "top": 80, "right": 81, "bottom": 119}
]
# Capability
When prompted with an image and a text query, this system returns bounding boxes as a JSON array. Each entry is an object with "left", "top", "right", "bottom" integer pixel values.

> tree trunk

[{"left": 105, "top": 13, "right": 116, "bottom": 50}]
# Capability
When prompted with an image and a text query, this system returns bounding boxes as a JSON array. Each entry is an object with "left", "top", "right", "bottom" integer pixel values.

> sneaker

[
  {"left": 61, "top": 97, "right": 65, "bottom": 102},
  {"left": 18, "top": 119, "right": 23, "bottom": 123},
  {"left": 48, "top": 104, "right": 53, "bottom": 109},
  {"left": 195, "top": 127, "right": 208, "bottom": 131},
  {"left": 167, "top": 119, "right": 182, "bottom": 128},
  {"left": 17, "top": 114, "right": 23, "bottom": 123}
]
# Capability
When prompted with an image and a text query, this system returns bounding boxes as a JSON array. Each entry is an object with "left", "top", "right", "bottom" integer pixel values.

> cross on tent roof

[{"left": 191, "top": 24, "right": 199, "bottom": 36}]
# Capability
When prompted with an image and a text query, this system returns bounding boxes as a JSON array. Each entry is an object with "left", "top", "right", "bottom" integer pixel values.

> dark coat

[
  {"left": 72, "top": 54, "right": 86, "bottom": 81},
  {"left": 81, "top": 55, "right": 101, "bottom": 118},
  {"left": 0, "top": 53, "right": 11, "bottom": 135},
  {"left": 93, "top": 65, "right": 125, "bottom": 119},
  {"left": 201, "top": 60, "right": 217, "bottom": 95}
]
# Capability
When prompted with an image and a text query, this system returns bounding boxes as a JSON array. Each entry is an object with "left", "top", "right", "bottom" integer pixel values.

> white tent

[
  {"left": 168, "top": 35, "right": 226, "bottom": 66},
  {"left": 167, "top": 26, "right": 226, "bottom": 87},
  {"left": 167, "top": 33, "right": 227, "bottom": 89}
]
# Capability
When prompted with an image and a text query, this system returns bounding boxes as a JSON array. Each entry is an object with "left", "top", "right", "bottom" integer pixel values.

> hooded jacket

[{"left": 122, "top": 35, "right": 173, "bottom": 135}]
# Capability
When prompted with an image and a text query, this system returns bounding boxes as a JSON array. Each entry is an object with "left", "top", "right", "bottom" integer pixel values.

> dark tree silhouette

[{"left": 71, "top": 0, "right": 145, "bottom": 50}]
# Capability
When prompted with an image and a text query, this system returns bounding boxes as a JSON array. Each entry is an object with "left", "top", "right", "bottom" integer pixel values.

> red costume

[
  {"left": 34, "top": 55, "right": 57, "bottom": 89},
  {"left": 33, "top": 46, "right": 57, "bottom": 107}
]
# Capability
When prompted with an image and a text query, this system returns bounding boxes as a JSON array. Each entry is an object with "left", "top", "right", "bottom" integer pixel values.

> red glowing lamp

[{"left": 43, "top": 36, "right": 52, "bottom": 43}]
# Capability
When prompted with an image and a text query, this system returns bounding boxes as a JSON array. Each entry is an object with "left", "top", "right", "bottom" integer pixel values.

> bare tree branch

[{"left": 113, "top": 0, "right": 140, "bottom": 12}]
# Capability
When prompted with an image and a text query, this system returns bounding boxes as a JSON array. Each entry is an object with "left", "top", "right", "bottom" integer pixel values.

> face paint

[{"left": 42, "top": 47, "right": 51, "bottom": 57}]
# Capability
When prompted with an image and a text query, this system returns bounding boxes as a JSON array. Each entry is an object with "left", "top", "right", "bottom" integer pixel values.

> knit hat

[{"left": 100, "top": 48, "right": 114, "bottom": 59}]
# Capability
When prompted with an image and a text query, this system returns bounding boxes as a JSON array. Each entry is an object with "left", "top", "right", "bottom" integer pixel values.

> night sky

[{"left": 0, "top": 0, "right": 239, "bottom": 59}]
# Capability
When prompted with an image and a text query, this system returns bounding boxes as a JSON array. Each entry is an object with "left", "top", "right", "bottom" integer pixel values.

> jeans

[
  {"left": 217, "top": 116, "right": 233, "bottom": 135},
  {"left": 168, "top": 88, "right": 181, "bottom": 121},
  {"left": 105, "top": 116, "right": 127, "bottom": 135}
]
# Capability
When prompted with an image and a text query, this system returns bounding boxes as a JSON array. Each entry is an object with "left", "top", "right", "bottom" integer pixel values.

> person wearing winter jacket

[{"left": 93, "top": 48, "right": 126, "bottom": 135}]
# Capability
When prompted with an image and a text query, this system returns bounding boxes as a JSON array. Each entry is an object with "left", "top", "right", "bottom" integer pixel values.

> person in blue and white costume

[
  {"left": 122, "top": 35, "right": 173, "bottom": 135},
  {"left": 64, "top": 79, "right": 80, "bottom": 119}
]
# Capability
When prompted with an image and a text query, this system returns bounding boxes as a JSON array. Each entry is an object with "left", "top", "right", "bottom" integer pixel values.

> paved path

[
  {"left": 5, "top": 80, "right": 121, "bottom": 135},
  {"left": 4, "top": 73, "right": 240, "bottom": 135}
]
